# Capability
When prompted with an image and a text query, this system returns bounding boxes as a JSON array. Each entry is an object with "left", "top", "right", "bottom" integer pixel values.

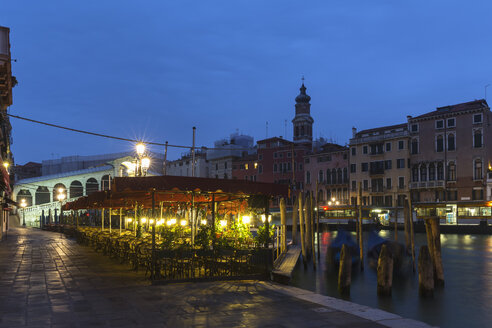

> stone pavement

[{"left": 0, "top": 228, "right": 434, "bottom": 328}]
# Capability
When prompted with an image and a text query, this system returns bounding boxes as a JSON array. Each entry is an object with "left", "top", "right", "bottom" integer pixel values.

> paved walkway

[{"left": 0, "top": 228, "right": 433, "bottom": 327}]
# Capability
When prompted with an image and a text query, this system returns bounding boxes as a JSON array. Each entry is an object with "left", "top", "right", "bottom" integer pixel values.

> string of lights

[{"left": 7, "top": 113, "right": 253, "bottom": 151}]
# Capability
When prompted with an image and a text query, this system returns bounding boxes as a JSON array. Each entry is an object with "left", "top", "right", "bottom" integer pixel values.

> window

[
  {"left": 350, "top": 164, "right": 356, "bottom": 173},
  {"left": 398, "top": 140, "right": 404, "bottom": 150},
  {"left": 429, "top": 163, "right": 435, "bottom": 181},
  {"left": 337, "top": 169, "right": 343, "bottom": 183},
  {"left": 305, "top": 158, "right": 310, "bottom": 164},
  {"left": 279, "top": 153, "right": 283, "bottom": 158},
  {"left": 385, "top": 160, "right": 392, "bottom": 170},
  {"left": 411, "top": 123, "right": 419, "bottom": 132},
  {"left": 436, "top": 120, "right": 444, "bottom": 129},
  {"left": 411, "top": 139, "right": 419, "bottom": 154},
  {"left": 398, "top": 177, "right": 405, "bottom": 189},
  {"left": 318, "top": 170, "right": 324, "bottom": 182},
  {"left": 386, "top": 178, "right": 392, "bottom": 189},
  {"left": 259, "top": 165, "right": 263, "bottom": 174},
  {"left": 397, "top": 158, "right": 405, "bottom": 169},
  {"left": 472, "top": 189, "right": 484, "bottom": 200},
  {"left": 287, "top": 152, "right": 291, "bottom": 158},
  {"left": 343, "top": 167, "right": 348, "bottom": 183},
  {"left": 437, "top": 162, "right": 444, "bottom": 180},
  {"left": 254, "top": 162, "right": 258, "bottom": 169},
  {"left": 258, "top": 154, "right": 263, "bottom": 160},
  {"left": 361, "top": 163, "right": 368, "bottom": 172},
  {"left": 332, "top": 169, "right": 337, "bottom": 184},
  {"left": 447, "top": 134, "right": 455, "bottom": 151},
  {"left": 245, "top": 163, "right": 249, "bottom": 170},
  {"left": 436, "top": 135, "right": 444, "bottom": 152},
  {"left": 420, "top": 164, "right": 427, "bottom": 182},
  {"left": 273, "top": 163, "right": 277, "bottom": 172},
  {"left": 386, "top": 142, "right": 391, "bottom": 152},
  {"left": 363, "top": 180, "right": 368, "bottom": 191},
  {"left": 274, "top": 152, "right": 278, "bottom": 158},
  {"left": 371, "top": 178, "right": 383, "bottom": 192},
  {"left": 447, "top": 162, "right": 456, "bottom": 181},
  {"left": 474, "top": 159, "right": 483, "bottom": 180},
  {"left": 447, "top": 190, "right": 457, "bottom": 201},
  {"left": 363, "top": 146, "right": 368, "bottom": 154},
  {"left": 474, "top": 129, "right": 483, "bottom": 148},
  {"left": 225, "top": 162, "right": 228, "bottom": 169},
  {"left": 412, "top": 165, "right": 419, "bottom": 182},
  {"left": 351, "top": 181, "right": 356, "bottom": 191},
  {"left": 474, "top": 113, "right": 482, "bottom": 124},
  {"left": 447, "top": 118, "right": 455, "bottom": 127},
  {"left": 326, "top": 170, "right": 331, "bottom": 184},
  {"left": 351, "top": 147, "right": 356, "bottom": 156},
  {"left": 215, "top": 163, "right": 218, "bottom": 170},
  {"left": 306, "top": 171, "right": 311, "bottom": 184},
  {"left": 343, "top": 154, "right": 347, "bottom": 160}
]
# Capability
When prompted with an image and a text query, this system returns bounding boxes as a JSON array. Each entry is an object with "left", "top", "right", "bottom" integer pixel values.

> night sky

[{"left": 2, "top": 1, "right": 492, "bottom": 165}]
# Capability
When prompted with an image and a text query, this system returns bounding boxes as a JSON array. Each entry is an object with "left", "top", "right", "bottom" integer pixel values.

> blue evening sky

[{"left": 2, "top": 0, "right": 491, "bottom": 164}]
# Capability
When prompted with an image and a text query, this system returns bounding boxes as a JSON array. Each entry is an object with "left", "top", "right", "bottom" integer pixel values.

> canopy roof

[{"left": 63, "top": 176, "right": 288, "bottom": 210}]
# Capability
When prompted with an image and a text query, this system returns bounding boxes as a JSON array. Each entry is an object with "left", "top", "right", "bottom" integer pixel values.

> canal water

[{"left": 290, "top": 230, "right": 492, "bottom": 328}]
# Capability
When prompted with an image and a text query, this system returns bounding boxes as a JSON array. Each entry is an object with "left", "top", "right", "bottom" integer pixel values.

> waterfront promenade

[{"left": 0, "top": 228, "right": 432, "bottom": 327}]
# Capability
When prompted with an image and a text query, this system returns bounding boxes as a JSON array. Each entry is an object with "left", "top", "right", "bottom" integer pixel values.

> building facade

[
  {"left": 408, "top": 99, "right": 492, "bottom": 203},
  {"left": 206, "top": 133, "right": 255, "bottom": 179},
  {"left": 349, "top": 124, "right": 411, "bottom": 210},
  {"left": 0, "top": 26, "right": 15, "bottom": 239},
  {"left": 166, "top": 150, "right": 209, "bottom": 178},
  {"left": 304, "top": 143, "right": 349, "bottom": 204},
  {"left": 13, "top": 162, "right": 42, "bottom": 182},
  {"left": 232, "top": 154, "right": 258, "bottom": 181}
]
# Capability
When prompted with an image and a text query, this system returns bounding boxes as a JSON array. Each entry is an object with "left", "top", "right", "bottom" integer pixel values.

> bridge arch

[
  {"left": 53, "top": 183, "right": 67, "bottom": 201},
  {"left": 101, "top": 175, "right": 112, "bottom": 191},
  {"left": 86, "top": 178, "right": 99, "bottom": 195},
  {"left": 35, "top": 186, "right": 50, "bottom": 205},
  {"left": 70, "top": 180, "right": 83, "bottom": 198},
  {"left": 16, "top": 189, "right": 33, "bottom": 207}
]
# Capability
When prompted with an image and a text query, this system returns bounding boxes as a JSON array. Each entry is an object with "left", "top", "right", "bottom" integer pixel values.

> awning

[{"left": 63, "top": 176, "right": 288, "bottom": 210}]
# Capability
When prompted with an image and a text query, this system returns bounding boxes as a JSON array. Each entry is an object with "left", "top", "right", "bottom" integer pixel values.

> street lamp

[
  {"left": 134, "top": 143, "right": 151, "bottom": 177},
  {"left": 20, "top": 198, "right": 27, "bottom": 227},
  {"left": 57, "top": 188, "right": 66, "bottom": 224}
]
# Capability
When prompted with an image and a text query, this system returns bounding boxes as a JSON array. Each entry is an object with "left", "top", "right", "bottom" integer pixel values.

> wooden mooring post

[
  {"left": 408, "top": 197, "right": 416, "bottom": 272},
  {"left": 298, "top": 192, "right": 307, "bottom": 266},
  {"left": 280, "top": 198, "right": 287, "bottom": 253},
  {"left": 304, "top": 194, "right": 312, "bottom": 260},
  {"left": 358, "top": 182, "right": 364, "bottom": 270},
  {"left": 292, "top": 200, "right": 298, "bottom": 245},
  {"left": 377, "top": 244, "right": 393, "bottom": 296},
  {"left": 418, "top": 245, "right": 434, "bottom": 297},
  {"left": 310, "top": 193, "right": 316, "bottom": 268},
  {"left": 338, "top": 244, "right": 351, "bottom": 295},
  {"left": 424, "top": 217, "right": 444, "bottom": 287}
]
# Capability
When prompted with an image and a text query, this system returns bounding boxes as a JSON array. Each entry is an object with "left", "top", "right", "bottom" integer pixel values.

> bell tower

[{"left": 292, "top": 79, "right": 314, "bottom": 148}]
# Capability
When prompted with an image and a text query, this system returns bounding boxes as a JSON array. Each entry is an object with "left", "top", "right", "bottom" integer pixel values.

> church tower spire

[{"left": 292, "top": 78, "right": 314, "bottom": 148}]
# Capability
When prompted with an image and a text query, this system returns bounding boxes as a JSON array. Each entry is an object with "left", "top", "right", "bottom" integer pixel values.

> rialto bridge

[{"left": 12, "top": 156, "right": 146, "bottom": 226}]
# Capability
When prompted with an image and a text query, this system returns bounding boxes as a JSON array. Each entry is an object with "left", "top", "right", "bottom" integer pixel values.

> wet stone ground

[{"left": 0, "top": 228, "right": 404, "bottom": 327}]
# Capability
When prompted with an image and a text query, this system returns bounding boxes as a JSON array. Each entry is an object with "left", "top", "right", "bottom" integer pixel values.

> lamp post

[
  {"left": 57, "top": 188, "right": 66, "bottom": 224},
  {"left": 134, "top": 143, "right": 151, "bottom": 177},
  {"left": 20, "top": 198, "right": 27, "bottom": 227}
]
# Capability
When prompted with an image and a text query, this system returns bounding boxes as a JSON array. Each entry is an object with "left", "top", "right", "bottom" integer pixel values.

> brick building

[
  {"left": 304, "top": 143, "right": 349, "bottom": 204},
  {"left": 232, "top": 154, "right": 258, "bottom": 181},
  {"left": 408, "top": 99, "right": 492, "bottom": 203}
]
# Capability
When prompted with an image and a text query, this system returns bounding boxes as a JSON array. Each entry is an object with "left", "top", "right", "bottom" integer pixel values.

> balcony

[
  {"left": 410, "top": 180, "right": 445, "bottom": 189},
  {"left": 369, "top": 168, "right": 385, "bottom": 176}
]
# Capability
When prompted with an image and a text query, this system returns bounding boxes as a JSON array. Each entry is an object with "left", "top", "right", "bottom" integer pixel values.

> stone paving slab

[{"left": 0, "top": 228, "right": 435, "bottom": 327}]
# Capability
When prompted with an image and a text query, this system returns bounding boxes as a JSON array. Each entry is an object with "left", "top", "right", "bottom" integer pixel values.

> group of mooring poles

[
  {"left": 286, "top": 191, "right": 320, "bottom": 269},
  {"left": 337, "top": 184, "right": 443, "bottom": 298}
]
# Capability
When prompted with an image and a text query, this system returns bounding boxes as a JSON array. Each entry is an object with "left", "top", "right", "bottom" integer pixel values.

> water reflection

[{"left": 291, "top": 231, "right": 492, "bottom": 328}]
